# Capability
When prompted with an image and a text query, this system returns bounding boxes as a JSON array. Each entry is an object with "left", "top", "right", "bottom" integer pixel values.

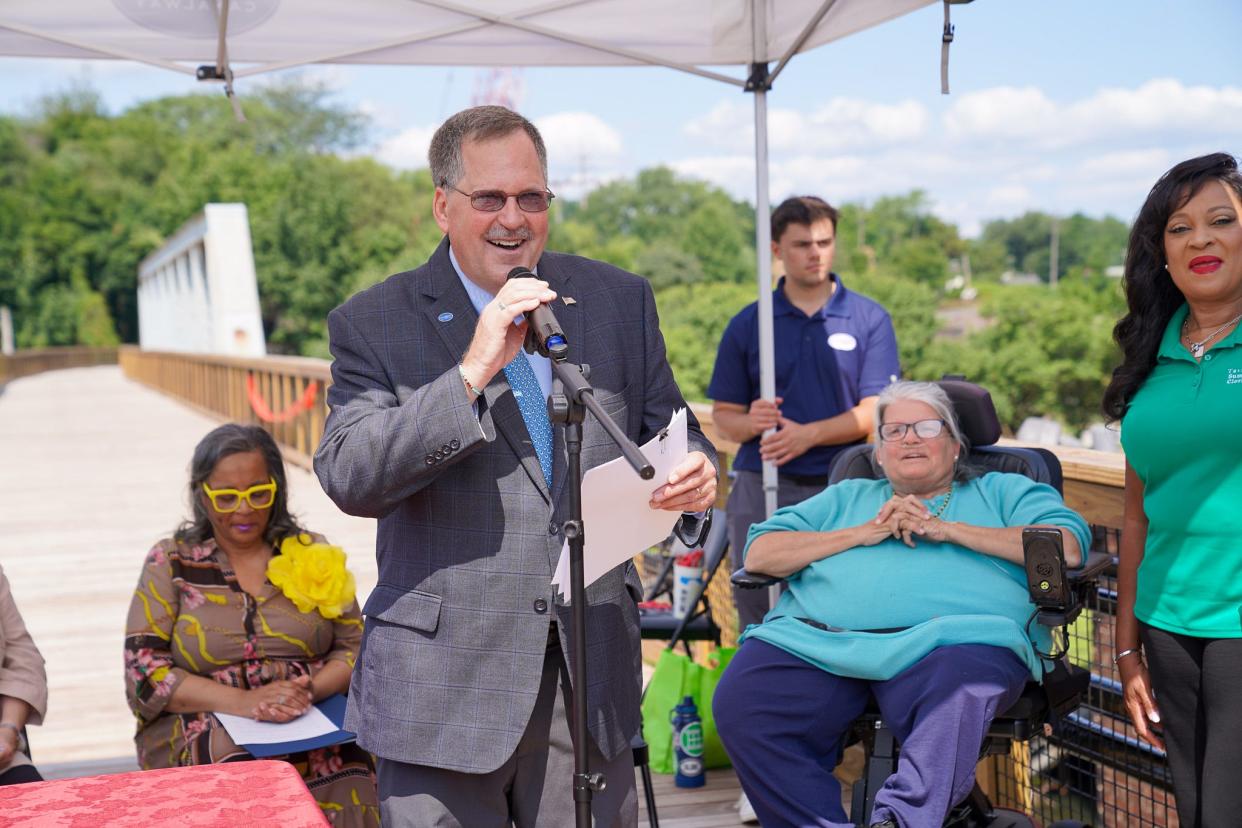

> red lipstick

[{"left": 1189, "top": 255, "right": 1222, "bottom": 274}]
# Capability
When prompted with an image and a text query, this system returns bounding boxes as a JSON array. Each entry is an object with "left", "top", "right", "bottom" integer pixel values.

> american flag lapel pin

[{"left": 563, "top": 296, "right": 577, "bottom": 305}]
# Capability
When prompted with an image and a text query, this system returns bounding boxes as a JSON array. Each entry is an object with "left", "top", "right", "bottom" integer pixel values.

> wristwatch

[{"left": 0, "top": 722, "right": 27, "bottom": 755}]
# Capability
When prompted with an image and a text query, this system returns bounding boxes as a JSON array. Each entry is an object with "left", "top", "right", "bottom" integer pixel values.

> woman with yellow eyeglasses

[{"left": 123, "top": 424, "right": 378, "bottom": 827}]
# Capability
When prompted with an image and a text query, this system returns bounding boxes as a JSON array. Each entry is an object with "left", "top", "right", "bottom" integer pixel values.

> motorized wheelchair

[{"left": 731, "top": 379, "right": 1109, "bottom": 828}]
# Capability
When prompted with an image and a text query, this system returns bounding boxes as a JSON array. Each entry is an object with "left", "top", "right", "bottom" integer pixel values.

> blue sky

[{"left": 2, "top": 0, "right": 1240, "bottom": 235}]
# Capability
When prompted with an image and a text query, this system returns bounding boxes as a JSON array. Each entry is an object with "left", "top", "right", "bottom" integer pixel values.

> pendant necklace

[
  {"left": 926, "top": 484, "right": 954, "bottom": 519},
  {"left": 1183, "top": 311, "right": 1242, "bottom": 359}
]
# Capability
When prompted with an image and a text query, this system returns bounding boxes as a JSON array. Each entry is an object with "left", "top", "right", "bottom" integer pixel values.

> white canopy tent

[{"left": 2, "top": 0, "right": 974, "bottom": 517}]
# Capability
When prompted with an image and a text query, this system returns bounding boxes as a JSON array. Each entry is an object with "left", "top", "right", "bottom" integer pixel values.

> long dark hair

[
  {"left": 176, "top": 424, "right": 307, "bottom": 547},
  {"left": 1102, "top": 153, "right": 1242, "bottom": 422}
]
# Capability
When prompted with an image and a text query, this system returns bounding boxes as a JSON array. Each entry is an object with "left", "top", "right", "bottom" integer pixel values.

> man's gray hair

[
  {"left": 428, "top": 105, "right": 548, "bottom": 189},
  {"left": 873, "top": 380, "right": 975, "bottom": 480}
]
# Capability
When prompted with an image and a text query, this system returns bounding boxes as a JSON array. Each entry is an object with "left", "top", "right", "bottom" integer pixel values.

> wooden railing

[
  {"left": 118, "top": 346, "right": 330, "bottom": 469},
  {"left": 0, "top": 347, "right": 117, "bottom": 384},
  {"left": 118, "top": 348, "right": 1126, "bottom": 647}
]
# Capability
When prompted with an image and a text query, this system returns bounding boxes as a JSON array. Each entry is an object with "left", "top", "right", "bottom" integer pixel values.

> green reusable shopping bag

[{"left": 641, "top": 646, "right": 737, "bottom": 773}]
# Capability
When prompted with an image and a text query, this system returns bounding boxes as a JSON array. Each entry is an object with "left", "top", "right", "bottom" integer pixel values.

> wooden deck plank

[{"left": 636, "top": 767, "right": 748, "bottom": 827}]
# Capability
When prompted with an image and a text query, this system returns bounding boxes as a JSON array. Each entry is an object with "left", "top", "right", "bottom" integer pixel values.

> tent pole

[
  {"left": 748, "top": 0, "right": 780, "bottom": 612},
  {"left": 750, "top": 81, "right": 776, "bottom": 524}
]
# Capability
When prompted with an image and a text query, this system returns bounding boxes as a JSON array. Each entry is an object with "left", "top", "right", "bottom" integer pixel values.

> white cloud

[
  {"left": 1074, "top": 148, "right": 1172, "bottom": 179},
  {"left": 535, "top": 111, "right": 625, "bottom": 195},
  {"left": 669, "top": 79, "right": 1242, "bottom": 234},
  {"left": 793, "top": 98, "right": 928, "bottom": 151},
  {"left": 984, "top": 185, "right": 1033, "bottom": 211},
  {"left": 943, "top": 86, "right": 1058, "bottom": 142},
  {"left": 683, "top": 97, "right": 928, "bottom": 155},
  {"left": 682, "top": 101, "right": 754, "bottom": 152},
  {"left": 670, "top": 155, "right": 755, "bottom": 197},
  {"left": 373, "top": 124, "right": 436, "bottom": 170},
  {"left": 1065, "top": 79, "right": 1242, "bottom": 136},
  {"left": 944, "top": 79, "right": 1242, "bottom": 148},
  {"left": 368, "top": 111, "right": 624, "bottom": 182},
  {"left": 535, "top": 111, "right": 624, "bottom": 164}
]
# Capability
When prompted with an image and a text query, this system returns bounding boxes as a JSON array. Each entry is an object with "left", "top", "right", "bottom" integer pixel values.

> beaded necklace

[{"left": 926, "top": 483, "right": 954, "bottom": 518}]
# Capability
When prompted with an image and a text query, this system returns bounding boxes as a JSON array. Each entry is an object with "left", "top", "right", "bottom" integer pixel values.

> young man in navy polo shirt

[{"left": 709, "top": 195, "right": 900, "bottom": 636}]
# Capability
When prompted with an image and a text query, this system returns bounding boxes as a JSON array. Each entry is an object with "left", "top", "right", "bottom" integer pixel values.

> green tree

[
  {"left": 655, "top": 281, "right": 757, "bottom": 401},
  {"left": 912, "top": 278, "right": 1124, "bottom": 431},
  {"left": 561, "top": 167, "right": 754, "bottom": 284}
]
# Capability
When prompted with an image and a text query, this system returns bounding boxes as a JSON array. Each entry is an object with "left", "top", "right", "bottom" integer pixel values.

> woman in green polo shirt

[{"left": 1103, "top": 152, "right": 1242, "bottom": 828}]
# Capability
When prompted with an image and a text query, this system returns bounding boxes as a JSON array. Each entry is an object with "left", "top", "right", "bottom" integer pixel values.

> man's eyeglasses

[
  {"left": 879, "top": 419, "right": 947, "bottom": 442},
  {"left": 442, "top": 183, "right": 555, "bottom": 213},
  {"left": 202, "top": 479, "right": 278, "bottom": 513}
]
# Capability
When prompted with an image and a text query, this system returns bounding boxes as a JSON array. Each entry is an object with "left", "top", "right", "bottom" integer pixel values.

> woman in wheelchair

[{"left": 714, "top": 381, "right": 1091, "bottom": 828}]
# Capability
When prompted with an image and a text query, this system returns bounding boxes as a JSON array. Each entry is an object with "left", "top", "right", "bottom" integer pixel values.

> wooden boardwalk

[
  {"left": 0, "top": 366, "right": 749, "bottom": 824},
  {"left": 0, "top": 366, "right": 377, "bottom": 769}
]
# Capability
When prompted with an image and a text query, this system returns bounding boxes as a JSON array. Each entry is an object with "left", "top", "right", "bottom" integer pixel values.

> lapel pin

[
  {"left": 437, "top": 311, "right": 454, "bottom": 322},
  {"left": 563, "top": 296, "right": 577, "bottom": 305}
]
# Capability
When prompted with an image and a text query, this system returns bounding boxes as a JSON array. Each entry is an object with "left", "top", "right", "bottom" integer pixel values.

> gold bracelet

[{"left": 458, "top": 363, "right": 484, "bottom": 397}]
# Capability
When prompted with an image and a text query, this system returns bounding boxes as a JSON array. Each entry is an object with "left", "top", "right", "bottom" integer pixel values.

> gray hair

[
  {"left": 873, "top": 380, "right": 975, "bottom": 482},
  {"left": 428, "top": 105, "right": 548, "bottom": 189}
]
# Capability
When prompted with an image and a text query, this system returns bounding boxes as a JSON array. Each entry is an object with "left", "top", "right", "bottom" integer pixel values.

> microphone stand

[{"left": 544, "top": 343, "right": 653, "bottom": 828}]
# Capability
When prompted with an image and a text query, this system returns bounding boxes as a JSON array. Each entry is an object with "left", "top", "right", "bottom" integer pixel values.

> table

[{"left": 0, "top": 759, "right": 329, "bottom": 827}]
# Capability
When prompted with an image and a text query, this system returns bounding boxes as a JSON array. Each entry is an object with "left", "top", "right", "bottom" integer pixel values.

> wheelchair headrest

[
  {"left": 827, "top": 379, "right": 1062, "bottom": 493},
  {"left": 937, "top": 379, "right": 1002, "bottom": 448}
]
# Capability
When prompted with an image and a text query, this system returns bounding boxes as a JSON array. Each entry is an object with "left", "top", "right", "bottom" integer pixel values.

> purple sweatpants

[{"left": 714, "top": 638, "right": 1029, "bottom": 828}]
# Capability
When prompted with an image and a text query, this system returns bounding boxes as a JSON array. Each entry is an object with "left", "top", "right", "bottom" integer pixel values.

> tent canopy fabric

[{"left": 0, "top": 1, "right": 934, "bottom": 85}]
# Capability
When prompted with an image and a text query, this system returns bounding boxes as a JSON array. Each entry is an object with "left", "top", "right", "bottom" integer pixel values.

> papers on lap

[
  {"left": 552, "top": 408, "right": 688, "bottom": 601},
  {"left": 214, "top": 693, "right": 354, "bottom": 758}
]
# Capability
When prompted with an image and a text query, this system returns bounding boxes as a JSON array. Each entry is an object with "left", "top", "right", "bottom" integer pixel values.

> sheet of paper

[
  {"left": 552, "top": 408, "right": 688, "bottom": 601},
  {"left": 215, "top": 703, "right": 338, "bottom": 746}
]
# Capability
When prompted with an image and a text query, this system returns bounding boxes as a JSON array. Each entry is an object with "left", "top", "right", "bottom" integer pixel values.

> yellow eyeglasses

[{"left": 202, "top": 478, "right": 278, "bottom": 513}]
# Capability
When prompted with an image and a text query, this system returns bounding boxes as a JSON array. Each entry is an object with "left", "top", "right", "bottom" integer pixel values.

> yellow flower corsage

[{"left": 268, "top": 535, "right": 357, "bottom": 619}]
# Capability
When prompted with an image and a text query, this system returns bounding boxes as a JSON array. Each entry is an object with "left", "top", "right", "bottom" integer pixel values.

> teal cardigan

[{"left": 739, "top": 473, "right": 1092, "bottom": 680}]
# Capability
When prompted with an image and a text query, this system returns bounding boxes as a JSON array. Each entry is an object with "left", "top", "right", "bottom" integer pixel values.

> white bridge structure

[{"left": 137, "top": 204, "right": 266, "bottom": 357}]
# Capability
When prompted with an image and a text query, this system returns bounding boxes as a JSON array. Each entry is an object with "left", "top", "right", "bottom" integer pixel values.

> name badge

[{"left": 827, "top": 332, "right": 857, "bottom": 351}]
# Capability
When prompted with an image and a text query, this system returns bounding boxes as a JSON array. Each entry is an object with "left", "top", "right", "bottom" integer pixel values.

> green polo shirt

[{"left": 1121, "top": 303, "right": 1242, "bottom": 637}]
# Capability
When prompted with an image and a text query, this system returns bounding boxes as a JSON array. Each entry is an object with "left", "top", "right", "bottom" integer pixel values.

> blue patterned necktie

[{"left": 503, "top": 353, "right": 553, "bottom": 489}]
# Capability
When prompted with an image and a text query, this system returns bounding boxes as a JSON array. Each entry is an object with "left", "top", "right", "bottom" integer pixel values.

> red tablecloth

[{"left": 0, "top": 760, "right": 329, "bottom": 827}]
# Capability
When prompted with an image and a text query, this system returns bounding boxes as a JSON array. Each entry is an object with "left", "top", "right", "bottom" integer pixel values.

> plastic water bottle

[{"left": 671, "top": 695, "right": 706, "bottom": 788}]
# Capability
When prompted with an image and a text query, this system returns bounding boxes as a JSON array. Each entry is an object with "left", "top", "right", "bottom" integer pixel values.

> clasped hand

[
  {"left": 747, "top": 398, "right": 817, "bottom": 467},
  {"left": 859, "top": 494, "right": 951, "bottom": 548},
  {"left": 250, "top": 674, "right": 313, "bottom": 723}
]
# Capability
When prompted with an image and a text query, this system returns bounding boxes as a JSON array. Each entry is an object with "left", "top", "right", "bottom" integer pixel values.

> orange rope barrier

[{"left": 246, "top": 374, "right": 319, "bottom": 423}]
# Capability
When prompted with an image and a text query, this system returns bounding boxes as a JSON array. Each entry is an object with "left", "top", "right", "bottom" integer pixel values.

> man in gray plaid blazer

[{"left": 314, "top": 106, "right": 719, "bottom": 827}]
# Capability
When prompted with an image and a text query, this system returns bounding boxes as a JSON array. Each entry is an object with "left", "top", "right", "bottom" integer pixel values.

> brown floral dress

[{"left": 124, "top": 536, "right": 379, "bottom": 827}]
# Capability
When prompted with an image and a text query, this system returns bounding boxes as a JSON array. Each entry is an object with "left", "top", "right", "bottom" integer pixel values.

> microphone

[{"left": 508, "top": 266, "right": 569, "bottom": 361}]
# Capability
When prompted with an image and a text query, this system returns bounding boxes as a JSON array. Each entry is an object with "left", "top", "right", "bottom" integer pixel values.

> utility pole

[{"left": 1049, "top": 217, "right": 1060, "bottom": 287}]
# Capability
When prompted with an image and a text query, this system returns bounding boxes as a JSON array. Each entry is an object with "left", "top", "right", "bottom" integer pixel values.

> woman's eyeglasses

[
  {"left": 202, "top": 479, "right": 277, "bottom": 513},
  {"left": 879, "top": 419, "right": 947, "bottom": 442},
  {"left": 443, "top": 183, "right": 555, "bottom": 213}
]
